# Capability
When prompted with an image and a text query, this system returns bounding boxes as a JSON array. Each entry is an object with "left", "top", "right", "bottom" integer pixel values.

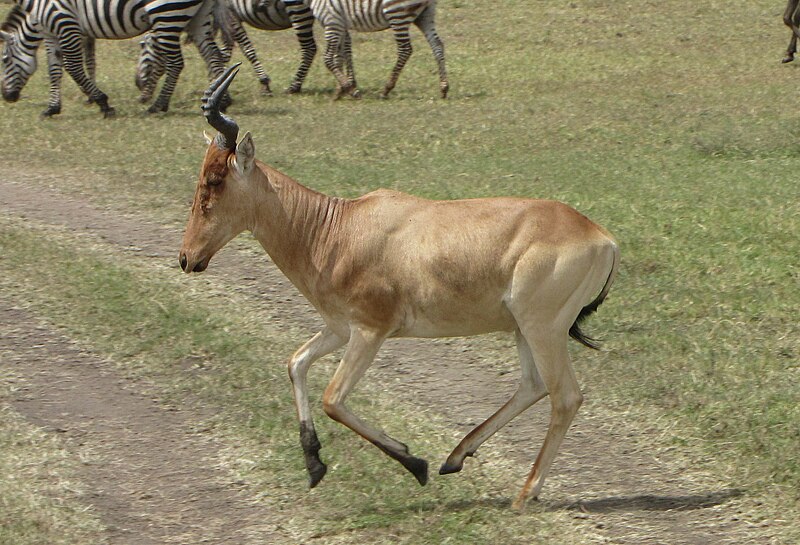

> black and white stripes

[
  {"left": 1, "top": 0, "right": 226, "bottom": 116},
  {"left": 204, "top": 0, "right": 316, "bottom": 94},
  {"left": 308, "top": 0, "right": 447, "bottom": 98}
]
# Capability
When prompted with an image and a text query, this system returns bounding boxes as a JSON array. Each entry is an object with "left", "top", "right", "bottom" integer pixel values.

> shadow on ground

[{"left": 552, "top": 488, "right": 744, "bottom": 513}]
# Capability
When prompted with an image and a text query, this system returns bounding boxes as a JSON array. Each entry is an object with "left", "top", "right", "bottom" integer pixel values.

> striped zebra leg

[
  {"left": 186, "top": 12, "right": 232, "bottom": 108},
  {"left": 285, "top": 0, "right": 317, "bottom": 94},
  {"left": 135, "top": 35, "right": 164, "bottom": 104},
  {"left": 83, "top": 37, "right": 96, "bottom": 104},
  {"left": 231, "top": 18, "right": 272, "bottom": 94},
  {"left": 146, "top": 34, "right": 184, "bottom": 113},
  {"left": 380, "top": 18, "right": 413, "bottom": 99},
  {"left": 342, "top": 31, "right": 357, "bottom": 95},
  {"left": 42, "top": 38, "right": 63, "bottom": 117},
  {"left": 414, "top": 5, "right": 447, "bottom": 98},
  {"left": 322, "top": 25, "right": 356, "bottom": 99},
  {"left": 57, "top": 31, "right": 114, "bottom": 117}
]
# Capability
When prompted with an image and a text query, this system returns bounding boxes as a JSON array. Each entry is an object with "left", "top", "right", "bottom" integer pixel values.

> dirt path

[
  {"left": 1, "top": 302, "right": 278, "bottom": 544},
  {"left": 0, "top": 174, "right": 784, "bottom": 544}
]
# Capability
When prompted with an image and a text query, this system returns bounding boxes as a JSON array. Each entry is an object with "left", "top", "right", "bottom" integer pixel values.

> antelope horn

[{"left": 202, "top": 62, "right": 241, "bottom": 150}]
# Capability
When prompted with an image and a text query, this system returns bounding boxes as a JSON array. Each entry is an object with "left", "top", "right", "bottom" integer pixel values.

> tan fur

[{"left": 180, "top": 141, "right": 620, "bottom": 508}]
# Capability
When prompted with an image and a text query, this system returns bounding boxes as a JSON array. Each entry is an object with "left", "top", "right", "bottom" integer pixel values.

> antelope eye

[{"left": 206, "top": 177, "right": 223, "bottom": 187}]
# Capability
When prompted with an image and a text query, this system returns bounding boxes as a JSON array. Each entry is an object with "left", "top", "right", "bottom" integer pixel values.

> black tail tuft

[
  {"left": 568, "top": 244, "right": 619, "bottom": 350},
  {"left": 569, "top": 301, "right": 604, "bottom": 350}
]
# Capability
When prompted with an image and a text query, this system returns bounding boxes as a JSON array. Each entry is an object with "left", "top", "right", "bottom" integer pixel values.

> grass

[
  {"left": 0, "top": 384, "right": 105, "bottom": 545},
  {"left": 1, "top": 0, "right": 799, "bottom": 541}
]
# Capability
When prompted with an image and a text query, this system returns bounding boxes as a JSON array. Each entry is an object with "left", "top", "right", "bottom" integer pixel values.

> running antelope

[{"left": 180, "top": 65, "right": 620, "bottom": 509}]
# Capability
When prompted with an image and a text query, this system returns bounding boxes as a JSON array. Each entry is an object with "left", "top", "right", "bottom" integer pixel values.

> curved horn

[{"left": 201, "top": 62, "right": 241, "bottom": 150}]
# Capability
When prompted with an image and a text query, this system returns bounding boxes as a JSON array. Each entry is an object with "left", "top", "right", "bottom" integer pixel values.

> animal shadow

[{"left": 551, "top": 488, "right": 744, "bottom": 513}]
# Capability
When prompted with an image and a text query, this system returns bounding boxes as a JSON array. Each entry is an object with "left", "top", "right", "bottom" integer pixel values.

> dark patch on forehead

[
  {"left": 195, "top": 144, "right": 232, "bottom": 212},
  {"left": 201, "top": 144, "right": 232, "bottom": 183}
]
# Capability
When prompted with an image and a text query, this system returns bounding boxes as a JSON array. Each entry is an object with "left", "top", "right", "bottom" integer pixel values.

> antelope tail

[{"left": 569, "top": 242, "right": 620, "bottom": 350}]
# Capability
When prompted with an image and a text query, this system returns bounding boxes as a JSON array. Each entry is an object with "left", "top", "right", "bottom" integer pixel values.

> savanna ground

[{"left": 1, "top": 0, "right": 798, "bottom": 543}]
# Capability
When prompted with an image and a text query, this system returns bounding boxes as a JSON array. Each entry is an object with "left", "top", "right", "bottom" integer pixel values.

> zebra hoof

[
  {"left": 40, "top": 106, "right": 61, "bottom": 118},
  {"left": 103, "top": 107, "right": 116, "bottom": 119},
  {"left": 147, "top": 103, "right": 167, "bottom": 114},
  {"left": 285, "top": 84, "right": 302, "bottom": 95}
]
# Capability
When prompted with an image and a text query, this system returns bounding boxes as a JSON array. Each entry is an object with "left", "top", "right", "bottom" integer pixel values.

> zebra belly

[{"left": 75, "top": 0, "right": 150, "bottom": 39}]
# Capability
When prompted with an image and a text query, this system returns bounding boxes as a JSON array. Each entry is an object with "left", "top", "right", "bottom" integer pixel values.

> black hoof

[
  {"left": 438, "top": 460, "right": 463, "bottom": 475},
  {"left": 40, "top": 106, "right": 61, "bottom": 118},
  {"left": 147, "top": 103, "right": 168, "bottom": 114},
  {"left": 782, "top": 55, "right": 795, "bottom": 64},
  {"left": 307, "top": 459, "right": 328, "bottom": 488},
  {"left": 401, "top": 456, "right": 429, "bottom": 486},
  {"left": 103, "top": 107, "right": 116, "bottom": 119}
]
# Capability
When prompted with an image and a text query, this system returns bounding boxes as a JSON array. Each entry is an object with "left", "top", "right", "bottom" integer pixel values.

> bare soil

[{"left": 0, "top": 173, "right": 787, "bottom": 544}]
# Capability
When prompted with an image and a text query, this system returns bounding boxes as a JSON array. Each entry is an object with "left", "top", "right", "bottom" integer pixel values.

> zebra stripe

[
  {"left": 209, "top": 0, "right": 316, "bottom": 94},
  {"left": 2, "top": 0, "right": 227, "bottom": 117},
  {"left": 307, "top": 0, "right": 447, "bottom": 98}
]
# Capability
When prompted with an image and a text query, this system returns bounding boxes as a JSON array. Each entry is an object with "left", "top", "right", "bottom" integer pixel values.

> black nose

[
  {"left": 3, "top": 89, "right": 20, "bottom": 102},
  {"left": 179, "top": 253, "right": 188, "bottom": 271}
]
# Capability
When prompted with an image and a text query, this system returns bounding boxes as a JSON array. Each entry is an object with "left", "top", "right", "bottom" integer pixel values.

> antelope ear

[
  {"left": 203, "top": 130, "right": 214, "bottom": 146},
  {"left": 234, "top": 131, "right": 255, "bottom": 175}
]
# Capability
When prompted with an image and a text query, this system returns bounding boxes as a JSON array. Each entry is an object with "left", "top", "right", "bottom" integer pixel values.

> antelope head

[{"left": 179, "top": 63, "right": 258, "bottom": 274}]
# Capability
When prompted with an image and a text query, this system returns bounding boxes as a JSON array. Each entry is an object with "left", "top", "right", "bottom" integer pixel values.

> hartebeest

[{"left": 180, "top": 65, "right": 620, "bottom": 509}]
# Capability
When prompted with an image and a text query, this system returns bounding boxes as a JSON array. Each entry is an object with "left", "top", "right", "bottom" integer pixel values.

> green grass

[{"left": 1, "top": 0, "right": 799, "bottom": 541}]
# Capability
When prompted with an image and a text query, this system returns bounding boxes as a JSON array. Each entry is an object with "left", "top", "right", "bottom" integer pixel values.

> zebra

[
  {"left": 783, "top": 0, "right": 800, "bottom": 63},
  {"left": 213, "top": 0, "right": 317, "bottom": 94},
  {"left": 2, "top": 4, "right": 103, "bottom": 112},
  {"left": 1, "top": 0, "right": 227, "bottom": 117},
  {"left": 306, "top": 0, "right": 447, "bottom": 99}
]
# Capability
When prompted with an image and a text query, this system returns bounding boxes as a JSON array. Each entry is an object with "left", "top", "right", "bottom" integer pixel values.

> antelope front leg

[
  {"left": 288, "top": 328, "right": 346, "bottom": 487},
  {"left": 322, "top": 325, "right": 429, "bottom": 485}
]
